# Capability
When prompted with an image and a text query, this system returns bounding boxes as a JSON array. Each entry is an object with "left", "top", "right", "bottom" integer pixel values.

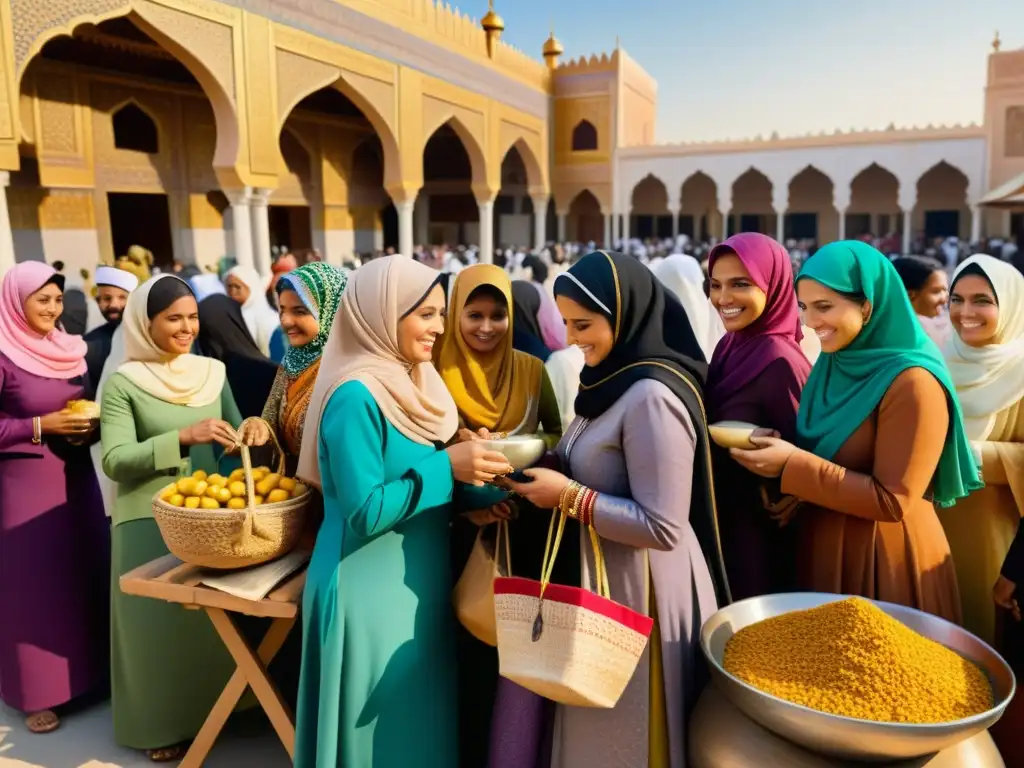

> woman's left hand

[
  {"left": 239, "top": 419, "right": 272, "bottom": 447},
  {"left": 730, "top": 436, "right": 798, "bottom": 478},
  {"left": 505, "top": 468, "right": 571, "bottom": 509}
]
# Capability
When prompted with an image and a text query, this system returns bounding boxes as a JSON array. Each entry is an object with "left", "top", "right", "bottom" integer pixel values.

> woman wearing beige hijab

[
  {"left": 937, "top": 255, "right": 1024, "bottom": 645},
  {"left": 100, "top": 275, "right": 261, "bottom": 762},
  {"left": 294, "top": 256, "right": 511, "bottom": 768}
]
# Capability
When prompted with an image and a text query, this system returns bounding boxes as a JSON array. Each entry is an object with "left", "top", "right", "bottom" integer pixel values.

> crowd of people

[{"left": 1, "top": 227, "right": 1024, "bottom": 767}]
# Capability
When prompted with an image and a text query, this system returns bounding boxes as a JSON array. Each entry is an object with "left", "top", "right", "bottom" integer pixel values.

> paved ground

[{"left": 0, "top": 700, "right": 290, "bottom": 768}]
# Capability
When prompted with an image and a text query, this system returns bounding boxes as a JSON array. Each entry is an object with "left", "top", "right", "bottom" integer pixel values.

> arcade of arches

[
  {"left": 6, "top": 9, "right": 551, "bottom": 274},
  {"left": 626, "top": 161, "right": 975, "bottom": 251}
]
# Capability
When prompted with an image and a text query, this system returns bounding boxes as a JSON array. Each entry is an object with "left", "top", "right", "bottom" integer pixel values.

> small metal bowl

[
  {"left": 700, "top": 592, "right": 1015, "bottom": 761},
  {"left": 480, "top": 435, "right": 546, "bottom": 470}
]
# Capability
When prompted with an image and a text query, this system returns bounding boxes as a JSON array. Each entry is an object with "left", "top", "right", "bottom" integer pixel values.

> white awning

[{"left": 980, "top": 172, "right": 1024, "bottom": 208}]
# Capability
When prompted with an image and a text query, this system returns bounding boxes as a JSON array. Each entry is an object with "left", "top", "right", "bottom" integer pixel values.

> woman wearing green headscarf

[
  {"left": 249, "top": 262, "right": 348, "bottom": 472},
  {"left": 731, "top": 241, "right": 980, "bottom": 623}
]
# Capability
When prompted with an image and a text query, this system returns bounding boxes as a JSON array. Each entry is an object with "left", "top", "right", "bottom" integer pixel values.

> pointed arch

[
  {"left": 571, "top": 120, "right": 598, "bottom": 152},
  {"left": 421, "top": 115, "right": 487, "bottom": 187},
  {"left": 499, "top": 137, "right": 544, "bottom": 190},
  {"left": 110, "top": 98, "right": 160, "bottom": 153}
]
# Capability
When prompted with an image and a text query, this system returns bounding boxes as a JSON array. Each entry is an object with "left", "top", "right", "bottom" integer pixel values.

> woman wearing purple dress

[
  {"left": 706, "top": 233, "right": 811, "bottom": 599},
  {"left": 0, "top": 261, "right": 110, "bottom": 734}
]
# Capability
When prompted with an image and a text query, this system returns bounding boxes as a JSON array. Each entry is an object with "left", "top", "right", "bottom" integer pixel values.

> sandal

[
  {"left": 25, "top": 710, "right": 60, "bottom": 734},
  {"left": 146, "top": 744, "right": 187, "bottom": 762}
]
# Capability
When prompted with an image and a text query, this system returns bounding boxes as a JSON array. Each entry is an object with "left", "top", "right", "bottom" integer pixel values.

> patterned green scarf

[{"left": 276, "top": 262, "right": 348, "bottom": 376}]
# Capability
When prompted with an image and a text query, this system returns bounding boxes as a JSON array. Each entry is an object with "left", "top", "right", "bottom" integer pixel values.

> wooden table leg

[{"left": 178, "top": 612, "right": 297, "bottom": 768}]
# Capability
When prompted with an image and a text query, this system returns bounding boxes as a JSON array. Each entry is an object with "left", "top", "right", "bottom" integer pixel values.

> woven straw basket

[
  {"left": 493, "top": 511, "right": 654, "bottom": 708},
  {"left": 453, "top": 519, "right": 511, "bottom": 646},
  {"left": 152, "top": 417, "right": 309, "bottom": 570}
]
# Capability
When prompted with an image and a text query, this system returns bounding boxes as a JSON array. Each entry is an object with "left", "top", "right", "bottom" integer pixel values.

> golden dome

[
  {"left": 543, "top": 32, "right": 564, "bottom": 57},
  {"left": 481, "top": 1, "right": 504, "bottom": 33}
]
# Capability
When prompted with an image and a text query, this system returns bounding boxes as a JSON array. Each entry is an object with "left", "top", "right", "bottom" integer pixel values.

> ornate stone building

[{"left": 0, "top": 0, "right": 1020, "bottom": 275}]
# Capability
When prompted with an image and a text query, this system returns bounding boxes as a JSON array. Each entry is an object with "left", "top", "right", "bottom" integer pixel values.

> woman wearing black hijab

[
  {"left": 195, "top": 294, "right": 279, "bottom": 418},
  {"left": 510, "top": 280, "right": 552, "bottom": 362},
  {"left": 503, "top": 251, "right": 729, "bottom": 768}
]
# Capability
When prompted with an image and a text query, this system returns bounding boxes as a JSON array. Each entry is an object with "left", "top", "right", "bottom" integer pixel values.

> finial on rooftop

[
  {"left": 481, "top": 0, "right": 504, "bottom": 58},
  {"left": 993, "top": 30, "right": 1001, "bottom": 52},
  {"left": 543, "top": 21, "right": 564, "bottom": 70}
]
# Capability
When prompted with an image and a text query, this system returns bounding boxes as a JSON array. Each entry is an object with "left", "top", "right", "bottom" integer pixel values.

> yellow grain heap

[{"left": 723, "top": 597, "right": 992, "bottom": 723}]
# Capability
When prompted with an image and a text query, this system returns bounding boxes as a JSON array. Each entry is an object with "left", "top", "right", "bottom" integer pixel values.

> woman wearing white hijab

[
  {"left": 100, "top": 274, "right": 260, "bottom": 762},
  {"left": 651, "top": 253, "right": 725, "bottom": 360},
  {"left": 294, "top": 256, "right": 511, "bottom": 768},
  {"left": 224, "top": 264, "right": 279, "bottom": 355},
  {"left": 937, "top": 254, "right": 1024, "bottom": 647}
]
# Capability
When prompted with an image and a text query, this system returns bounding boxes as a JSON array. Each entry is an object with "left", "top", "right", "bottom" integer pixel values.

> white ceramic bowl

[{"left": 480, "top": 435, "right": 546, "bottom": 470}]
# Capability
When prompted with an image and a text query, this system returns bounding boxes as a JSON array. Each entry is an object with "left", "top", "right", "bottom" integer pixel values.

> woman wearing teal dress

[
  {"left": 100, "top": 275, "right": 262, "bottom": 762},
  {"left": 294, "top": 255, "right": 513, "bottom": 767}
]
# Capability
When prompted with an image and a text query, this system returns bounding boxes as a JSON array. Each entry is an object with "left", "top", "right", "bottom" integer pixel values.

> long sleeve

[
  {"left": 0, "top": 363, "right": 36, "bottom": 451},
  {"left": 1001, "top": 525, "right": 1024, "bottom": 584},
  {"left": 321, "top": 381, "right": 454, "bottom": 539},
  {"left": 537, "top": 369, "right": 563, "bottom": 448},
  {"left": 592, "top": 380, "right": 695, "bottom": 551},
  {"left": 781, "top": 368, "right": 949, "bottom": 523},
  {"left": 101, "top": 375, "right": 182, "bottom": 483},
  {"left": 261, "top": 369, "right": 286, "bottom": 427}
]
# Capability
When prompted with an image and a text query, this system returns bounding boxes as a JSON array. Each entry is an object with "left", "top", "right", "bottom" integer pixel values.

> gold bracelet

[
  {"left": 559, "top": 480, "right": 579, "bottom": 516},
  {"left": 32, "top": 416, "right": 41, "bottom": 445},
  {"left": 562, "top": 481, "right": 587, "bottom": 520}
]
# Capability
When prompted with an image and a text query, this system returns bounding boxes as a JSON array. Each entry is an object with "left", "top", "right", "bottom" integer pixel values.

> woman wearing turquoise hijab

[{"left": 732, "top": 241, "right": 980, "bottom": 623}]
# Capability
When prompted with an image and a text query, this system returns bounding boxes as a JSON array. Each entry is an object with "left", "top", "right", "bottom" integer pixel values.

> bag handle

[
  {"left": 495, "top": 519, "right": 512, "bottom": 575},
  {"left": 538, "top": 509, "right": 611, "bottom": 601}
]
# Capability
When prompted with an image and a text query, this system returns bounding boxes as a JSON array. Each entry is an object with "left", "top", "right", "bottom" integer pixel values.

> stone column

[
  {"left": 837, "top": 210, "right": 847, "bottom": 241},
  {"left": 773, "top": 189, "right": 788, "bottom": 243},
  {"left": 901, "top": 210, "right": 912, "bottom": 254},
  {"left": 414, "top": 193, "right": 430, "bottom": 247},
  {"left": 250, "top": 188, "right": 273, "bottom": 277},
  {"left": 721, "top": 210, "right": 731, "bottom": 240},
  {"left": 0, "top": 173, "right": 15, "bottom": 276},
  {"left": 531, "top": 194, "right": 548, "bottom": 250},
  {"left": 603, "top": 213, "right": 612, "bottom": 248},
  {"left": 226, "top": 187, "right": 255, "bottom": 270},
  {"left": 478, "top": 198, "right": 495, "bottom": 264},
  {"left": 396, "top": 200, "right": 415, "bottom": 257},
  {"left": 970, "top": 204, "right": 982, "bottom": 244},
  {"left": 557, "top": 212, "right": 567, "bottom": 242},
  {"left": 898, "top": 184, "right": 917, "bottom": 256}
]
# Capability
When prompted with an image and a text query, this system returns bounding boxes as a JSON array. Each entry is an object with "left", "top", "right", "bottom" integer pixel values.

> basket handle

[
  {"left": 235, "top": 417, "right": 287, "bottom": 476},
  {"left": 235, "top": 417, "right": 288, "bottom": 536},
  {"left": 538, "top": 509, "right": 611, "bottom": 601}
]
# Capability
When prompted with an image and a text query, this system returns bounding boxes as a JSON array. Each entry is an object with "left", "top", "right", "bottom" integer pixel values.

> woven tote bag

[
  {"left": 493, "top": 509, "right": 654, "bottom": 708},
  {"left": 453, "top": 519, "right": 511, "bottom": 646}
]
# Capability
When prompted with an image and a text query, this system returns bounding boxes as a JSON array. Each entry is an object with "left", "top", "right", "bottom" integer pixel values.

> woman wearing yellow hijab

[
  {"left": 435, "top": 264, "right": 564, "bottom": 768},
  {"left": 437, "top": 264, "right": 561, "bottom": 440}
]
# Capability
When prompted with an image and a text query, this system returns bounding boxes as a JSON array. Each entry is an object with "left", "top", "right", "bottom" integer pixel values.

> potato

[
  {"left": 266, "top": 488, "right": 289, "bottom": 504},
  {"left": 229, "top": 468, "right": 245, "bottom": 481},
  {"left": 252, "top": 495, "right": 264, "bottom": 506},
  {"left": 184, "top": 496, "right": 201, "bottom": 509},
  {"left": 250, "top": 469, "right": 267, "bottom": 483},
  {"left": 228, "top": 481, "right": 247, "bottom": 498},
  {"left": 169, "top": 493, "right": 185, "bottom": 507},
  {"left": 204, "top": 484, "right": 223, "bottom": 499},
  {"left": 255, "top": 473, "right": 281, "bottom": 496},
  {"left": 226, "top": 497, "right": 247, "bottom": 510},
  {"left": 176, "top": 478, "right": 196, "bottom": 496},
  {"left": 159, "top": 483, "right": 178, "bottom": 501},
  {"left": 193, "top": 480, "right": 209, "bottom": 497},
  {"left": 206, "top": 474, "right": 227, "bottom": 487},
  {"left": 278, "top": 477, "right": 296, "bottom": 492},
  {"left": 214, "top": 487, "right": 233, "bottom": 504},
  {"left": 192, "top": 470, "right": 208, "bottom": 482},
  {"left": 199, "top": 496, "right": 220, "bottom": 510},
  {"left": 293, "top": 482, "right": 308, "bottom": 497}
]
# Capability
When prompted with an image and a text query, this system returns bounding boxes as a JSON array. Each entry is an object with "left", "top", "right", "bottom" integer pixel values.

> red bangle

[{"left": 580, "top": 488, "right": 597, "bottom": 526}]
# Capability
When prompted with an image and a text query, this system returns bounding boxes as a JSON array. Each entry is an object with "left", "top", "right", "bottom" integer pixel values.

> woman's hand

[
  {"left": 730, "top": 436, "right": 798, "bottom": 478},
  {"left": 179, "top": 419, "right": 238, "bottom": 449},
  {"left": 456, "top": 427, "right": 500, "bottom": 443},
  {"left": 239, "top": 419, "right": 272, "bottom": 447},
  {"left": 994, "top": 575, "right": 1021, "bottom": 622},
  {"left": 465, "top": 501, "right": 516, "bottom": 527},
  {"left": 505, "top": 468, "right": 571, "bottom": 509},
  {"left": 40, "top": 411, "right": 94, "bottom": 437},
  {"left": 446, "top": 441, "right": 512, "bottom": 486}
]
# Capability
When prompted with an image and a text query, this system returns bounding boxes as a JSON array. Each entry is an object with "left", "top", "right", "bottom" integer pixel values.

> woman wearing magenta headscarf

[
  {"left": 707, "top": 233, "right": 811, "bottom": 599},
  {"left": 0, "top": 262, "right": 110, "bottom": 734}
]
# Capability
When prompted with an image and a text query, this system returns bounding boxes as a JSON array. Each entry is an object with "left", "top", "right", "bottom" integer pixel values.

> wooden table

[{"left": 120, "top": 554, "right": 306, "bottom": 767}]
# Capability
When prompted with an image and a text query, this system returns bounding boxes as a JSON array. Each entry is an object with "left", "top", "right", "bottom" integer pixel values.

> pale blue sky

[{"left": 479, "top": 0, "right": 1024, "bottom": 143}]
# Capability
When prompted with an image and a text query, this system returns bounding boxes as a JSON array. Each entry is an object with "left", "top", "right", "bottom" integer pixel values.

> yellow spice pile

[{"left": 723, "top": 597, "right": 992, "bottom": 723}]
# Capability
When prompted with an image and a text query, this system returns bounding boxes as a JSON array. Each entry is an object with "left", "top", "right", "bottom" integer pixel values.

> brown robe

[{"left": 781, "top": 367, "right": 961, "bottom": 624}]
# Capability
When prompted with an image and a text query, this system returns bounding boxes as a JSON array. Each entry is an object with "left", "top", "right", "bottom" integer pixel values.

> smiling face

[
  {"left": 96, "top": 285, "right": 130, "bottom": 323},
  {"left": 459, "top": 290, "right": 509, "bottom": 355},
  {"left": 709, "top": 253, "right": 768, "bottom": 332},
  {"left": 797, "top": 279, "right": 871, "bottom": 354},
  {"left": 556, "top": 294, "right": 614, "bottom": 367},
  {"left": 150, "top": 295, "right": 200, "bottom": 356},
  {"left": 225, "top": 275, "right": 251, "bottom": 305},
  {"left": 24, "top": 281, "right": 63, "bottom": 335},
  {"left": 277, "top": 288, "right": 319, "bottom": 347},
  {"left": 398, "top": 283, "right": 446, "bottom": 364},
  {"left": 949, "top": 274, "right": 999, "bottom": 348},
  {"left": 909, "top": 269, "right": 949, "bottom": 318}
]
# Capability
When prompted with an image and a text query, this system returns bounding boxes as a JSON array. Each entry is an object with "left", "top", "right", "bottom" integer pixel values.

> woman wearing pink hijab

[
  {"left": 0, "top": 261, "right": 110, "bottom": 734},
  {"left": 707, "top": 233, "right": 812, "bottom": 599}
]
